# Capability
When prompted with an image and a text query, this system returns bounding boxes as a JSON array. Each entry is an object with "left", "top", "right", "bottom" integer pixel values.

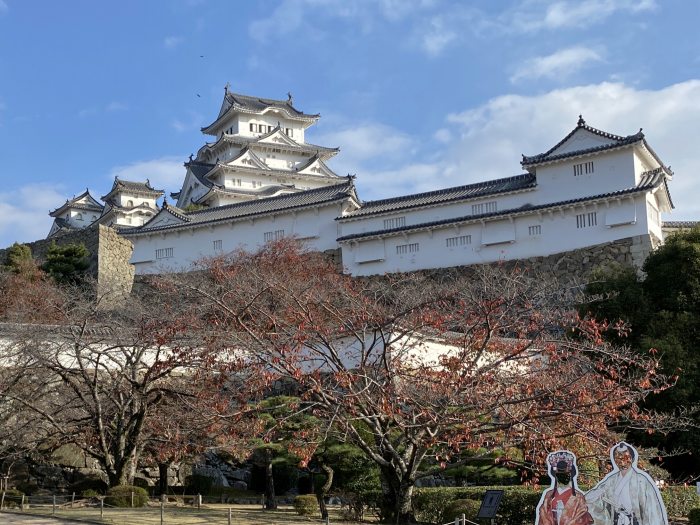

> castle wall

[{"left": 0, "top": 225, "right": 134, "bottom": 306}]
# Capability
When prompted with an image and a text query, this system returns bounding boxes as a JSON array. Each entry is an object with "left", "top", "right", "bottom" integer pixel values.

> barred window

[
  {"left": 574, "top": 161, "right": 594, "bottom": 176},
  {"left": 155, "top": 248, "right": 173, "bottom": 259},
  {"left": 213, "top": 240, "right": 222, "bottom": 251},
  {"left": 264, "top": 230, "right": 285, "bottom": 242},
  {"left": 576, "top": 212, "right": 597, "bottom": 228},
  {"left": 396, "top": 243, "right": 419, "bottom": 255},
  {"left": 446, "top": 235, "right": 472, "bottom": 247},
  {"left": 528, "top": 225, "right": 542, "bottom": 236},
  {"left": 383, "top": 217, "right": 406, "bottom": 229},
  {"left": 472, "top": 201, "right": 497, "bottom": 215}
]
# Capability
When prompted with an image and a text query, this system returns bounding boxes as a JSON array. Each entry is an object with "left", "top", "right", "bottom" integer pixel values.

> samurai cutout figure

[{"left": 585, "top": 442, "right": 668, "bottom": 525}]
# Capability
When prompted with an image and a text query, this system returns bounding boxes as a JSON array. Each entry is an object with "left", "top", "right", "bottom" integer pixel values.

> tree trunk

[
  {"left": 158, "top": 462, "right": 170, "bottom": 496},
  {"left": 264, "top": 452, "right": 277, "bottom": 510},
  {"left": 379, "top": 467, "right": 416, "bottom": 524},
  {"left": 315, "top": 463, "right": 334, "bottom": 519}
]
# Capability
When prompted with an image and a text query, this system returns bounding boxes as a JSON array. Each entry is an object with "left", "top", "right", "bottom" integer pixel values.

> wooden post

[
  {"left": 160, "top": 499, "right": 164, "bottom": 525},
  {"left": 52, "top": 495, "right": 56, "bottom": 515},
  {"left": 228, "top": 507, "right": 232, "bottom": 525},
  {"left": 20, "top": 494, "right": 24, "bottom": 510},
  {"left": 71, "top": 492, "right": 75, "bottom": 508},
  {"left": 100, "top": 497, "right": 104, "bottom": 519},
  {"left": 131, "top": 491, "right": 134, "bottom": 508},
  {"left": 325, "top": 515, "right": 330, "bottom": 525},
  {"left": 1, "top": 490, "right": 5, "bottom": 510},
  {"left": 462, "top": 513, "right": 466, "bottom": 525},
  {"left": 197, "top": 493, "right": 201, "bottom": 509}
]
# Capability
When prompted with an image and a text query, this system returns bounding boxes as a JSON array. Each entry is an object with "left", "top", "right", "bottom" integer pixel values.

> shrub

[
  {"left": 413, "top": 486, "right": 541, "bottom": 525},
  {"left": 82, "top": 489, "right": 100, "bottom": 498},
  {"left": 445, "top": 499, "right": 481, "bottom": 522},
  {"left": 688, "top": 508, "right": 700, "bottom": 525},
  {"left": 293, "top": 494, "right": 318, "bottom": 516},
  {"left": 105, "top": 485, "right": 149, "bottom": 508},
  {"left": 185, "top": 474, "right": 214, "bottom": 495},
  {"left": 661, "top": 486, "right": 700, "bottom": 519},
  {"left": 15, "top": 481, "right": 38, "bottom": 495}
]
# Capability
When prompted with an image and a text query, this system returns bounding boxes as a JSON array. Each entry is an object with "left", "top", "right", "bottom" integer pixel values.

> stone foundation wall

[
  {"left": 509, "top": 234, "right": 653, "bottom": 281},
  {"left": 0, "top": 225, "right": 135, "bottom": 306}
]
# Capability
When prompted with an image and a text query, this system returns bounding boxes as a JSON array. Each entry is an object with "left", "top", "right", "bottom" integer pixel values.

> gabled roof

[
  {"left": 186, "top": 161, "right": 218, "bottom": 189},
  {"left": 49, "top": 189, "right": 104, "bottom": 217},
  {"left": 122, "top": 179, "right": 358, "bottom": 236},
  {"left": 197, "top": 127, "right": 339, "bottom": 160},
  {"left": 47, "top": 217, "right": 78, "bottom": 238},
  {"left": 193, "top": 184, "right": 301, "bottom": 205},
  {"left": 339, "top": 173, "right": 537, "bottom": 220},
  {"left": 337, "top": 171, "right": 668, "bottom": 243},
  {"left": 202, "top": 90, "right": 320, "bottom": 134},
  {"left": 101, "top": 177, "right": 164, "bottom": 200},
  {"left": 521, "top": 116, "right": 645, "bottom": 167}
]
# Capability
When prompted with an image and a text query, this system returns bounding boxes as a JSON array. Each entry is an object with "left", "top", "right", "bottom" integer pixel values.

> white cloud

[
  {"left": 506, "top": 0, "right": 657, "bottom": 33},
  {"left": 510, "top": 46, "right": 604, "bottom": 83},
  {"left": 109, "top": 157, "right": 185, "bottom": 194},
  {"left": 433, "top": 128, "right": 452, "bottom": 143},
  {"left": 420, "top": 16, "right": 458, "bottom": 57},
  {"left": 163, "top": 36, "right": 183, "bottom": 49},
  {"left": 0, "top": 184, "right": 67, "bottom": 247},
  {"left": 444, "top": 80, "right": 700, "bottom": 219}
]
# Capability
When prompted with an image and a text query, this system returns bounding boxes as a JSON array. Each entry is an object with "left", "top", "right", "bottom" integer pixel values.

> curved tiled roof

[
  {"left": 123, "top": 180, "right": 357, "bottom": 236},
  {"left": 197, "top": 130, "right": 339, "bottom": 160},
  {"left": 522, "top": 116, "right": 645, "bottom": 166},
  {"left": 193, "top": 184, "right": 301, "bottom": 204},
  {"left": 662, "top": 221, "right": 700, "bottom": 229},
  {"left": 202, "top": 91, "right": 320, "bottom": 133},
  {"left": 340, "top": 173, "right": 537, "bottom": 220},
  {"left": 337, "top": 172, "right": 667, "bottom": 243},
  {"left": 101, "top": 178, "right": 163, "bottom": 200},
  {"left": 49, "top": 189, "right": 104, "bottom": 216}
]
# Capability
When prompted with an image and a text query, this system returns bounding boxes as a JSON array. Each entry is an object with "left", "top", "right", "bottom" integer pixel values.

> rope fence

[{"left": 0, "top": 491, "right": 347, "bottom": 525}]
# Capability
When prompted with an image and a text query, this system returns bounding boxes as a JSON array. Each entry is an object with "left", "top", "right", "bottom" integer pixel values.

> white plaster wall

[
  {"left": 549, "top": 129, "right": 615, "bottom": 156},
  {"left": 340, "top": 194, "right": 651, "bottom": 276},
  {"left": 67, "top": 209, "right": 99, "bottom": 228},
  {"left": 129, "top": 203, "right": 343, "bottom": 274},
  {"left": 532, "top": 150, "right": 637, "bottom": 205}
]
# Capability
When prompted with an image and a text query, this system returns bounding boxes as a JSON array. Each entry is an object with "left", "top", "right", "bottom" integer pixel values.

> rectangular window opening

[
  {"left": 446, "top": 235, "right": 472, "bottom": 248},
  {"left": 155, "top": 248, "right": 174, "bottom": 259},
  {"left": 383, "top": 216, "right": 406, "bottom": 229}
]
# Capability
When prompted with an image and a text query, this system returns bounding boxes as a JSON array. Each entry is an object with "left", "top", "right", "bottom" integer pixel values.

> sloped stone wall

[{"left": 0, "top": 225, "right": 134, "bottom": 306}]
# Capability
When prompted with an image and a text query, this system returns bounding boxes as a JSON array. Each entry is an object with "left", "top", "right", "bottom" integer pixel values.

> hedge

[
  {"left": 413, "top": 485, "right": 700, "bottom": 524},
  {"left": 293, "top": 494, "right": 318, "bottom": 516},
  {"left": 660, "top": 486, "right": 700, "bottom": 519},
  {"left": 105, "top": 485, "right": 149, "bottom": 508},
  {"left": 413, "top": 486, "right": 540, "bottom": 525},
  {"left": 689, "top": 508, "right": 700, "bottom": 525}
]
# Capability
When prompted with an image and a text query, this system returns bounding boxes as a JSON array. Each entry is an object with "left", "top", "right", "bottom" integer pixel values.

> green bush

[
  {"left": 660, "top": 486, "right": 700, "bottom": 519},
  {"left": 445, "top": 498, "right": 481, "bottom": 522},
  {"left": 413, "top": 486, "right": 540, "bottom": 525},
  {"left": 185, "top": 474, "right": 214, "bottom": 495},
  {"left": 105, "top": 485, "right": 149, "bottom": 508},
  {"left": 15, "top": 481, "right": 38, "bottom": 495},
  {"left": 293, "top": 494, "right": 318, "bottom": 516},
  {"left": 688, "top": 508, "right": 700, "bottom": 525},
  {"left": 82, "top": 489, "right": 100, "bottom": 498}
]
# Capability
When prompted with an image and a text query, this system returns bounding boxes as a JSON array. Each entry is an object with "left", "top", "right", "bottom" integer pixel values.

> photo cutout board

[
  {"left": 585, "top": 442, "right": 668, "bottom": 525},
  {"left": 535, "top": 450, "right": 592, "bottom": 525}
]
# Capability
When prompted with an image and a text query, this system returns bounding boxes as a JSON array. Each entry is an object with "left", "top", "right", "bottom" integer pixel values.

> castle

[{"left": 46, "top": 87, "right": 688, "bottom": 277}]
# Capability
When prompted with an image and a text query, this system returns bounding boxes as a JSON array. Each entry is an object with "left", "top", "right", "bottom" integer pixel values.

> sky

[{"left": 1, "top": 0, "right": 699, "bottom": 247}]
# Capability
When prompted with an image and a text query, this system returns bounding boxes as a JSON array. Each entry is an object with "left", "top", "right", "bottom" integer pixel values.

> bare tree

[{"left": 173, "top": 240, "right": 680, "bottom": 524}]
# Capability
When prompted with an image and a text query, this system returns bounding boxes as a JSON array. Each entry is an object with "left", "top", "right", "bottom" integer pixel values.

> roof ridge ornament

[
  {"left": 287, "top": 91, "right": 293, "bottom": 105},
  {"left": 224, "top": 82, "right": 230, "bottom": 94},
  {"left": 577, "top": 114, "right": 586, "bottom": 126}
]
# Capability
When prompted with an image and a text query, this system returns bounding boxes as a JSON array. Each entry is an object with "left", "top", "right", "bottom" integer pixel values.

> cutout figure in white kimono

[{"left": 585, "top": 442, "right": 668, "bottom": 525}]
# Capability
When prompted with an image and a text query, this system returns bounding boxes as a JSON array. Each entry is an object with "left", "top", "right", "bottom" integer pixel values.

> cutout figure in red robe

[{"left": 537, "top": 450, "right": 594, "bottom": 525}]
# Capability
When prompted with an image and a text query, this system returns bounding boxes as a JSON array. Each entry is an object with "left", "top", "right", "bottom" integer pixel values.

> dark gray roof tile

[{"left": 340, "top": 173, "right": 536, "bottom": 219}]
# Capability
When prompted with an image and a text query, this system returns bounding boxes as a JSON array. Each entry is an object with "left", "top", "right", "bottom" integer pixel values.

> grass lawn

[{"left": 2, "top": 503, "right": 374, "bottom": 524}]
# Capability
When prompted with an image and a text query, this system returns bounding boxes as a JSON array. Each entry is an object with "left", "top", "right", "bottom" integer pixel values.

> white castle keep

[{"left": 48, "top": 88, "right": 684, "bottom": 276}]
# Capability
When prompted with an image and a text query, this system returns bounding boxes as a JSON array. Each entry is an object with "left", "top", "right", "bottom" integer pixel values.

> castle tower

[{"left": 173, "top": 87, "right": 342, "bottom": 209}]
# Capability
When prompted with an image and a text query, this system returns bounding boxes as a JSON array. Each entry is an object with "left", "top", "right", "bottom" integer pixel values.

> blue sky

[{"left": 1, "top": 0, "right": 699, "bottom": 246}]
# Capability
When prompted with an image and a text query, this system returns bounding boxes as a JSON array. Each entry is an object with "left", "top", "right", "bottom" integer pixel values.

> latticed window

[
  {"left": 155, "top": 248, "right": 173, "bottom": 259},
  {"left": 264, "top": 230, "right": 285, "bottom": 242},
  {"left": 383, "top": 217, "right": 406, "bottom": 229},
  {"left": 576, "top": 212, "right": 597, "bottom": 228},
  {"left": 446, "top": 235, "right": 471, "bottom": 247},
  {"left": 396, "top": 243, "right": 419, "bottom": 255},
  {"left": 528, "top": 225, "right": 542, "bottom": 236}
]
